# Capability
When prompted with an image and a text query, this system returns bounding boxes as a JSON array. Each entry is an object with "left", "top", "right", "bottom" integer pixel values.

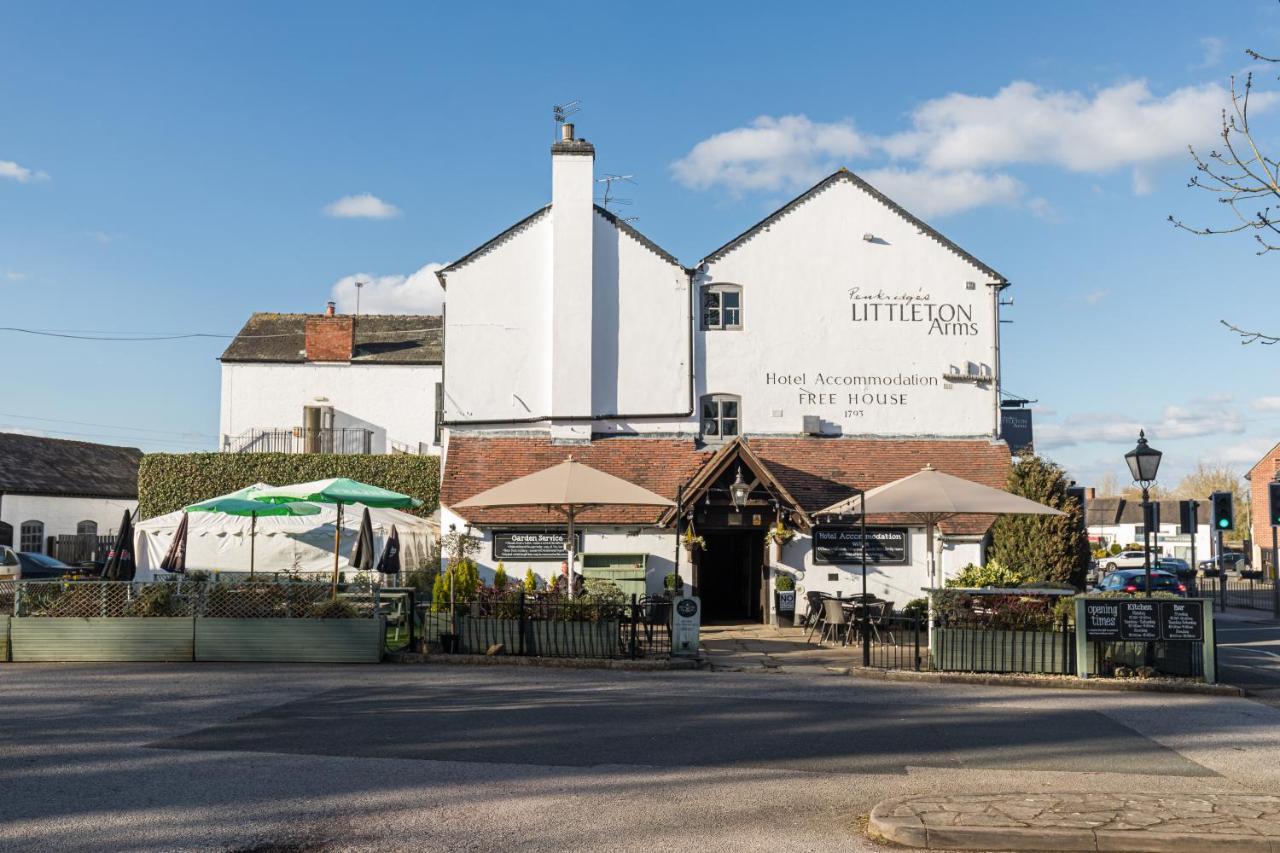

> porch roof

[{"left": 442, "top": 435, "right": 1012, "bottom": 535}]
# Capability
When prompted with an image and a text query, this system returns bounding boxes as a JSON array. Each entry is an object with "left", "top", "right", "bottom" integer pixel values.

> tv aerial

[
  {"left": 553, "top": 100, "right": 581, "bottom": 138},
  {"left": 597, "top": 174, "right": 638, "bottom": 221}
]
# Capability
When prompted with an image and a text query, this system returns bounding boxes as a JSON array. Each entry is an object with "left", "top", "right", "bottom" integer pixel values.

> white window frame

[
  {"left": 702, "top": 284, "right": 743, "bottom": 331},
  {"left": 700, "top": 393, "right": 741, "bottom": 443}
]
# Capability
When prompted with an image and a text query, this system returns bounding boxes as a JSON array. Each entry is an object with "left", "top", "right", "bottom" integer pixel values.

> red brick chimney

[{"left": 305, "top": 307, "right": 354, "bottom": 362}]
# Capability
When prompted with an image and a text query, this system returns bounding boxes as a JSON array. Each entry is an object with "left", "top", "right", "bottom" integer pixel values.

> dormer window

[{"left": 702, "top": 284, "right": 742, "bottom": 331}]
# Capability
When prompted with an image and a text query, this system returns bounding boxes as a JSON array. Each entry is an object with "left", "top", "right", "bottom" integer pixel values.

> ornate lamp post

[{"left": 1124, "top": 430, "right": 1163, "bottom": 598}]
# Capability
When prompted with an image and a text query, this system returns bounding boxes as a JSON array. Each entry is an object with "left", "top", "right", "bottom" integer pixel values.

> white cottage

[
  {"left": 219, "top": 309, "right": 444, "bottom": 456},
  {"left": 437, "top": 123, "right": 1014, "bottom": 622}
]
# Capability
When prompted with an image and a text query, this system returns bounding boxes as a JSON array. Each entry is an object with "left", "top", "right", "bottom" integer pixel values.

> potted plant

[
  {"left": 664, "top": 572, "right": 685, "bottom": 597},
  {"left": 681, "top": 528, "right": 706, "bottom": 558},
  {"left": 773, "top": 572, "right": 797, "bottom": 627}
]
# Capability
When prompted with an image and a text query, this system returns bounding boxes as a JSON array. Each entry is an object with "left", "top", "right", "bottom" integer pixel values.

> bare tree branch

[{"left": 1220, "top": 319, "right": 1280, "bottom": 344}]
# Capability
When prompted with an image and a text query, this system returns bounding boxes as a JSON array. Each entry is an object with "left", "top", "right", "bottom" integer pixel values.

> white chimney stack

[{"left": 549, "top": 123, "right": 595, "bottom": 436}]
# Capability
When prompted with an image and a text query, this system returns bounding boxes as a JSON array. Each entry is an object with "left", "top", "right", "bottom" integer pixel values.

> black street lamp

[{"left": 1124, "top": 430, "right": 1163, "bottom": 598}]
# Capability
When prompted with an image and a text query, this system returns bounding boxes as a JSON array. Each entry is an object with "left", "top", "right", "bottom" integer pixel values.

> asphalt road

[
  {"left": 2, "top": 663, "right": 1279, "bottom": 852},
  {"left": 1217, "top": 615, "right": 1280, "bottom": 706}
]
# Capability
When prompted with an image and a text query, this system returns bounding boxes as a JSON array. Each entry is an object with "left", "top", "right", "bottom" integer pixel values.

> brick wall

[
  {"left": 1249, "top": 444, "right": 1280, "bottom": 570},
  {"left": 304, "top": 316, "right": 354, "bottom": 362}
]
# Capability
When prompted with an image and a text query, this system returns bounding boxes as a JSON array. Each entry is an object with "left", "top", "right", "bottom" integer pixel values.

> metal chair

[
  {"left": 804, "top": 591, "right": 829, "bottom": 643},
  {"left": 820, "top": 598, "right": 850, "bottom": 646},
  {"left": 867, "top": 601, "right": 897, "bottom": 645}
]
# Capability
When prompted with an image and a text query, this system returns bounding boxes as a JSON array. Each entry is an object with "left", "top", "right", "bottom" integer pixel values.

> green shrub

[
  {"left": 524, "top": 568, "right": 538, "bottom": 593},
  {"left": 945, "top": 559, "right": 1028, "bottom": 589},
  {"left": 137, "top": 453, "right": 439, "bottom": 519},
  {"left": 125, "top": 583, "right": 185, "bottom": 617},
  {"left": 493, "top": 562, "right": 508, "bottom": 591},
  {"left": 900, "top": 597, "right": 929, "bottom": 620},
  {"left": 402, "top": 567, "right": 438, "bottom": 597},
  {"left": 774, "top": 573, "right": 796, "bottom": 591},
  {"left": 664, "top": 572, "right": 684, "bottom": 590},
  {"left": 431, "top": 558, "right": 480, "bottom": 612},
  {"left": 1109, "top": 543, "right": 1123, "bottom": 556}
]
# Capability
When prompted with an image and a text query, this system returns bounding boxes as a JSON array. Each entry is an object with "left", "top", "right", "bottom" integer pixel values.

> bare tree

[{"left": 1171, "top": 49, "right": 1280, "bottom": 344}]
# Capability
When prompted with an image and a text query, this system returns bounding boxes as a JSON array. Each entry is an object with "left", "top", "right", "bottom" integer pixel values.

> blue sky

[{"left": 3, "top": 1, "right": 1280, "bottom": 489}]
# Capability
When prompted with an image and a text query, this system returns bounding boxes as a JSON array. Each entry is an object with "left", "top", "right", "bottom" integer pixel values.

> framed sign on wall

[{"left": 812, "top": 527, "right": 909, "bottom": 565}]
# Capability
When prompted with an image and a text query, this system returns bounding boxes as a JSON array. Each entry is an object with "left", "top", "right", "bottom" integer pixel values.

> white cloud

[
  {"left": 3, "top": 270, "right": 27, "bottom": 282},
  {"left": 0, "top": 159, "right": 47, "bottom": 183},
  {"left": 671, "top": 115, "right": 870, "bottom": 194},
  {"left": 330, "top": 263, "right": 444, "bottom": 315},
  {"left": 1083, "top": 289, "right": 1107, "bottom": 304},
  {"left": 89, "top": 231, "right": 113, "bottom": 245},
  {"left": 859, "top": 167, "right": 1024, "bottom": 217},
  {"left": 1251, "top": 396, "right": 1280, "bottom": 412},
  {"left": 1194, "top": 36, "right": 1226, "bottom": 70},
  {"left": 323, "top": 193, "right": 401, "bottom": 220},
  {"left": 1036, "top": 403, "right": 1244, "bottom": 449},
  {"left": 883, "top": 80, "right": 1251, "bottom": 175}
]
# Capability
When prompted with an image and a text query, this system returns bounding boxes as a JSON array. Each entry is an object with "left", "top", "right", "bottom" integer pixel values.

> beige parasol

[
  {"left": 455, "top": 456, "right": 674, "bottom": 598},
  {"left": 818, "top": 464, "right": 1065, "bottom": 638}
]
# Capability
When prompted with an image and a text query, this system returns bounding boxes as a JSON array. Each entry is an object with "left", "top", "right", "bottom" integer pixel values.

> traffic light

[
  {"left": 1268, "top": 482, "right": 1280, "bottom": 527},
  {"left": 1179, "top": 500, "right": 1199, "bottom": 535},
  {"left": 1212, "top": 491, "right": 1234, "bottom": 531}
]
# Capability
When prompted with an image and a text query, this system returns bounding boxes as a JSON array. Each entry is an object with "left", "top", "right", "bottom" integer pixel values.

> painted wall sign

[
  {"left": 492, "top": 530, "right": 581, "bottom": 562},
  {"left": 812, "top": 527, "right": 909, "bottom": 565}
]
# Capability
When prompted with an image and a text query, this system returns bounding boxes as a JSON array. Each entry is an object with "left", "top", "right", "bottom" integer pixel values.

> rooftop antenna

[
  {"left": 553, "top": 100, "right": 581, "bottom": 140},
  {"left": 597, "top": 174, "right": 639, "bottom": 222},
  {"left": 354, "top": 279, "right": 366, "bottom": 316}
]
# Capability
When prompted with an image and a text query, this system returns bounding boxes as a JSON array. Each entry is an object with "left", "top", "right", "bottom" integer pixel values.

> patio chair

[
  {"left": 820, "top": 598, "right": 850, "bottom": 646},
  {"left": 638, "top": 595, "right": 671, "bottom": 646},
  {"left": 804, "top": 591, "right": 829, "bottom": 642},
  {"left": 867, "top": 601, "right": 897, "bottom": 645}
]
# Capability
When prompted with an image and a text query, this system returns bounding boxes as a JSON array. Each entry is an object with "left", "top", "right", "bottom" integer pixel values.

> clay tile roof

[
  {"left": 0, "top": 432, "right": 141, "bottom": 499},
  {"left": 220, "top": 313, "right": 442, "bottom": 365},
  {"left": 443, "top": 435, "right": 1011, "bottom": 534}
]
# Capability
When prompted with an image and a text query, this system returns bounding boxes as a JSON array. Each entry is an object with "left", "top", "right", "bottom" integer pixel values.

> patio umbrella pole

[
  {"left": 331, "top": 503, "right": 343, "bottom": 599},
  {"left": 250, "top": 511, "right": 256, "bottom": 579},
  {"left": 926, "top": 516, "right": 936, "bottom": 652},
  {"left": 565, "top": 505, "right": 577, "bottom": 600}
]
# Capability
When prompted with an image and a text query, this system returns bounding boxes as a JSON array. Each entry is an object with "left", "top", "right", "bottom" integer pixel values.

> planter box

[
  {"left": 932, "top": 627, "right": 1072, "bottom": 674},
  {"left": 527, "top": 619, "right": 620, "bottom": 658},
  {"left": 10, "top": 617, "right": 194, "bottom": 662},
  {"left": 195, "top": 618, "right": 383, "bottom": 663},
  {"left": 420, "top": 611, "right": 455, "bottom": 645}
]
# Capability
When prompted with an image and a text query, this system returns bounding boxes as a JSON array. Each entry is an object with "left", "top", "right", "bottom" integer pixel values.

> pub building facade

[{"left": 436, "top": 123, "right": 1013, "bottom": 623}]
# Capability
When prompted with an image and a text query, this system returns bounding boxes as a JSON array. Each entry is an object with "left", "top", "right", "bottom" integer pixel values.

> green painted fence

[
  {"left": 195, "top": 618, "right": 384, "bottom": 663},
  {"left": 10, "top": 618, "right": 194, "bottom": 662}
]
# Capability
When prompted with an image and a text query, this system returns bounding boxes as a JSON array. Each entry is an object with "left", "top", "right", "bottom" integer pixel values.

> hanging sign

[
  {"left": 492, "top": 530, "right": 581, "bottom": 562},
  {"left": 812, "top": 527, "right": 909, "bottom": 565}
]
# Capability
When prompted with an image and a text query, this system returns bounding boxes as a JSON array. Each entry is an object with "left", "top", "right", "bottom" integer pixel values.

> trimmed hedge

[{"left": 138, "top": 453, "right": 439, "bottom": 520}]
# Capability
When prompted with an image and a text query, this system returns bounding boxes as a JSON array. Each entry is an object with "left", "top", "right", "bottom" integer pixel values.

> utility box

[{"left": 671, "top": 596, "right": 701, "bottom": 658}]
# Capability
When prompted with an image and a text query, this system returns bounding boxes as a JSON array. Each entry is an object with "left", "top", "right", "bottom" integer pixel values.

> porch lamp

[
  {"left": 729, "top": 468, "right": 751, "bottom": 510},
  {"left": 1124, "top": 430, "right": 1162, "bottom": 598}
]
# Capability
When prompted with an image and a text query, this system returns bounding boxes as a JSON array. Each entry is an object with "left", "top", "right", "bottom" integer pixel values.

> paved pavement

[
  {"left": 3, "top": 662, "right": 1280, "bottom": 851},
  {"left": 1216, "top": 609, "right": 1280, "bottom": 706}
]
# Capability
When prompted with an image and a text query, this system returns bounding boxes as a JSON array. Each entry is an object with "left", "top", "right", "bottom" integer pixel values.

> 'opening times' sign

[{"left": 1083, "top": 599, "right": 1204, "bottom": 642}]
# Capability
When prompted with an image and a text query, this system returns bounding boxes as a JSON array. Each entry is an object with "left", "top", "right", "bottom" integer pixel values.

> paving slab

[{"left": 871, "top": 792, "right": 1280, "bottom": 851}]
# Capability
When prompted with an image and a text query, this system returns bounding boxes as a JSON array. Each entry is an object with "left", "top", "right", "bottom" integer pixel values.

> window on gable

[
  {"left": 702, "top": 284, "right": 743, "bottom": 331},
  {"left": 77, "top": 520, "right": 98, "bottom": 537},
  {"left": 701, "top": 394, "right": 741, "bottom": 442},
  {"left": 20, "top": 521, "right": 44, "bottom": 553}
]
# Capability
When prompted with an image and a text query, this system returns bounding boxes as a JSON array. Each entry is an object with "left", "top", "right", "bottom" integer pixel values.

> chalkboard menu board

[
  {"left": 1082, "top": 599, "right": 1204, "bottom": 642},
  {"left": 812, "top": 527, "right": 909, "bottom": 565},
  {"left": 1082, "top": 600, "right": 1122, "bottom": 641},
  {"left": 1161, "top": 601, "right": 1204, "bottom": 641},
  {"left": 1121, "top": 600, "right": 1160, "bottom": 641},
  {"left": 492, "top": 530, "right": 581, "bottom": 562}
]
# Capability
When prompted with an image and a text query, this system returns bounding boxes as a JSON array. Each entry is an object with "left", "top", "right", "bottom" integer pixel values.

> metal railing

[
  {"left": 931, "top": 613, "right": 1076, "bottom": 675},
  {"left": 225, "top": 427, "right": 374, "bottom": 455},
  {"left": 427, "top": 591, "right": 672, "bottom": 660},
  {"left": 1216, "top": 576, "right": 1277, "bottom": 612}
]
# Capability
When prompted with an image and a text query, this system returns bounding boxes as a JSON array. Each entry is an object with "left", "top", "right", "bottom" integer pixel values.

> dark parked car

[
  {"left": 1094, "top": 569, "right": 1187, "bottom": 596},
  {"left": 1198, "top": 554, "right": 1245, "bottom": 577},
  {"left": 0, "top": 546, "right": 79, "bottom": 579}
]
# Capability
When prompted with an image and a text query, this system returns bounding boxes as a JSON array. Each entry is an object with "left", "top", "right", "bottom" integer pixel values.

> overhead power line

[
  {"left": 0, "top": 411, "right": 218, "bottom": 439},
  {"left": 0, "top": 326, "right": 440, "bottom": 342}
]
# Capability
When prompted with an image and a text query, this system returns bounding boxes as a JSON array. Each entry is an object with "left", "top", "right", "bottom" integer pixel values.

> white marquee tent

[{"left": 134, "top": 484, "right": 435, "bottom": 581}]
